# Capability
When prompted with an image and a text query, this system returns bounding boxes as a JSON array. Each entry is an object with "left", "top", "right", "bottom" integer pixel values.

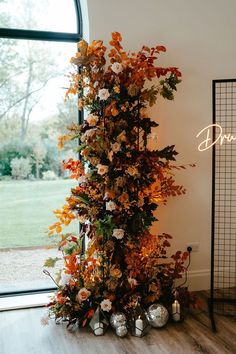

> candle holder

[
  {"left": 171, "top": 300, "right": 182, "bottom": 322},
  {"left": 89, "top": 307, "right": 109, "bottom": 336},
  {"left": 129, "top": 306, "right": 150, "bottom": 337}
]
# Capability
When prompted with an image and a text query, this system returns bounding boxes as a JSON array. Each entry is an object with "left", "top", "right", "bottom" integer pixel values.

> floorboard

[{"left": 0, "top": 292, "right": 236, "bottom": 354}]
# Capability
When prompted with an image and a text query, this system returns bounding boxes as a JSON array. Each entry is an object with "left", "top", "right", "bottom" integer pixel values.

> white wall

[{"left": 82, "top": 0, "right": 236, "bottom": 290}]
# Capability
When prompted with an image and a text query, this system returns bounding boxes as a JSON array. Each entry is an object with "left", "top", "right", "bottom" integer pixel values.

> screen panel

[{"left": 212, "top": 79, "right": 236, "bottom": 316}]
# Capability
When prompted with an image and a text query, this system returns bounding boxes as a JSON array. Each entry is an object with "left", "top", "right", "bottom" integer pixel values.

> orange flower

[
  {"left": 113, "top": 86, "right": 120, "bottom": 94},
  {"left": 111, "top": 32, "right": 122, "bottom": 42},
  {"left": 63, "top": 158, "right": 84, "bottom": 179},
  {"left": 56, "top": 292, "right": 66, "bottom": 305},
  {"left": 118, "top": 192, "right": 129, "bottom": 204},
  {"left": 64, "top": 251, "right": 78, "bottom": 275},
  {"left": 104, "top": 101, "right": 118, "bottom": 117},
  {"left": 111, "top": 106, "right": 119, "bottom": 116},
  {"left": 104, "top": 189, "right": 116, "bottom": 199}
]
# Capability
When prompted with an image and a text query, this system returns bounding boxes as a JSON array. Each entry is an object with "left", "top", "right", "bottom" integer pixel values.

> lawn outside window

[{"left": 0, "top": 0, "right": 82, "bottom": 298}]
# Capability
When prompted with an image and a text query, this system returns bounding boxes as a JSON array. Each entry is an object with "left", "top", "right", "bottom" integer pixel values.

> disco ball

[
  {"left": 110, "top": 312, "right": 127, "bottom": 329},
  {"left": 146, "top": 303, "right": 169, "bottom": 328},
  {"left": 116, "top": 325, "right": 128, "bottom": 337}
]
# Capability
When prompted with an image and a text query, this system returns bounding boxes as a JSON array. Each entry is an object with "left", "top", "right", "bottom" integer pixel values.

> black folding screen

[{"left": 209, "top": 79, "right": 236, "bottom": 331}]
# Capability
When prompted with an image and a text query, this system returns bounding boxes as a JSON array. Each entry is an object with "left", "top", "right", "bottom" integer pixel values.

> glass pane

[
  {"left": 0, "top": 0, "right": 77, "bottom": 33},
  {"left": 0, "top": 39, "right": 78, "bottom": 292}
]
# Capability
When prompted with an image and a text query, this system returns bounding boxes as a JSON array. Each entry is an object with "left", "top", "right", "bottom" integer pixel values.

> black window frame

[{"left": 0, "top": 0, "right": 83, "bottom": 298}]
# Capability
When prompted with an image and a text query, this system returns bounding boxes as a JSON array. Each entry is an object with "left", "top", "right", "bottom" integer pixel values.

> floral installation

[{"left": 45, "top": 32, "right": 197, "bottom": 328}]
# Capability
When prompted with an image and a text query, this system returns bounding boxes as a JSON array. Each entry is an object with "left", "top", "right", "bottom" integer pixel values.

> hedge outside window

[{"left": 0, "top": 0, "right": 82, "bottom": 295}]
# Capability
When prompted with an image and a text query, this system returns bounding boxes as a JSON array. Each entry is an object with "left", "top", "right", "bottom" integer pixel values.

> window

[
  {"left": 0, "top": 0, "right": 82, "bottom": 295},
  {"left": 0, "top": 0, "right": 78, "bottom": 32}
]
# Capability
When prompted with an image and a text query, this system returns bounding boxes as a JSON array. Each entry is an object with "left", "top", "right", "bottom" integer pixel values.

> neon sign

[{"left": 196, "top": 123, "right": 236, "bottom": 152}]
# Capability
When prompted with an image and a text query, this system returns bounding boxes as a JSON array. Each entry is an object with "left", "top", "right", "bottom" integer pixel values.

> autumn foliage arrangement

[{"left": 45, "top": 32, "right": 195, "bottom": 328}]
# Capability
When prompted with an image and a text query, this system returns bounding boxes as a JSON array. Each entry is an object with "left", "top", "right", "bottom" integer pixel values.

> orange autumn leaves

[
  {"left": 67, "top": 31, "right": 181, "bottom": 113},
  {"left": 48, "top": 204, "right": 75, "bottom": 236},
  {"left": 45, "top": 32, "right": 195, "bottom": 324}
]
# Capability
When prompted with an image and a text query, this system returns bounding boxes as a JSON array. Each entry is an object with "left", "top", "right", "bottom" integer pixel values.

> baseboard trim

[{"left": 187, "top": 269, "right": 210, "bottom": 291}]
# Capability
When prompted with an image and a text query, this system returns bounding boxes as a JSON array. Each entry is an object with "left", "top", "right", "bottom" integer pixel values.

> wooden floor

[{"left": 0, "top": 292, "right": 236, "bottom": 354}]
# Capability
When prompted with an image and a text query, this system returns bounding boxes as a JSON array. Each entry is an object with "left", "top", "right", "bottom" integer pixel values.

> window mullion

[{"left": 0, "top": 28, "right": 81, "bottom": 42}]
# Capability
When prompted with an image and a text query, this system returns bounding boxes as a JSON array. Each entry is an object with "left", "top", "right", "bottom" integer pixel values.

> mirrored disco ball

[
  {"left": 110, "top": 312, "right": 127, "bottom": 329},
  {"left": 146, "top": 303, "right": 169, "bottom": 328},
  {"left": 116, "top": 325, "right": 128, "bottom": 337}
]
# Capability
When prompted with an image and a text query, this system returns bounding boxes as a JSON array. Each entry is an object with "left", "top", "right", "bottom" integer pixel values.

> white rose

[
  {"left": 96, "top": 164, "right": 109, "bottom": 175},
  {"left": 111, "top": 62, "right": 123, "bottom": 74},
  {"left": 86, "top": 114, "right": 99, "bottom": 126},
  {"left": 106, "top": 201, "right": 117, "bottom": 211},
  {"left": 98, "top": 88, "right": 110, "bottom": 101},
  {"left": 112, "top": 228, "right": 125, "bottom": 240},
  {"left": 100, "top": 299, "right": 112, "bottom": 312},
  {"left": 78, "top": 175, "right": 87, "bottom": 184}
]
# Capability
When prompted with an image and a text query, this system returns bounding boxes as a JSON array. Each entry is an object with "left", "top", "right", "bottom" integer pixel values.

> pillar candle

[
  {"left": 94, "top": 322, "right": 104, "bottom": 335},
  {"left": 135, "top": 316, "right": 143, "bottom": 336},
  {"left": 172, "top": 300, "right": 181, "bottom": 322}
]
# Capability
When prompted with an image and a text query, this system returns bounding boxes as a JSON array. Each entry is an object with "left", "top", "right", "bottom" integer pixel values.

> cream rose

[
  {"left": 86, "top": 114, "right": 99, "bottom": 126},
  {"left": 106, "top": 201, "right": 117, "bottom": 211},
  {"left": 96, "top": 164, "right": 109, "bottom": 175},
  {"left": 98, "top": 88, "right": 110, "bottom": 101},
  {"left": 78, "top": 175, "right": 87, "bottom": 184},
  {"left": 128, "top": 277, "right": 137, "bottom": 288},
  {"left": 100, "top": 298, "right": 112, "bottom": 312},
  {"left": 111, "top": 62, "right": 123, "bottom": 74},
  {"left": 111, "top": 142, "right": 121, "bottom": 153},
  {"left": 80, "top": 128, "right": 97, "bottom": 142},
  {"left": 76, "top": 288, "right": 91, "bottom": 303},
  {"left": 110, "top": 268, "right": 122, "bottom": 278},
  {"left": 112, "top": 228, "right": 125, "bottom": 240}
]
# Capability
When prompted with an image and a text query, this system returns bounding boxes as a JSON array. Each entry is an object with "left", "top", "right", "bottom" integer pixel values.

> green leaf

[
  {"left": 44, "top": 257, "right": 61, "bottom": 268},
  {"left": 77, "top": 194, "right": 90, "bottom": 204},
  {"left": 157, "top": 145, "right": 178, "bottom": 161},
  {"left": 160, "top": 74, "right": 181, "bottom": 100},
  {"left": 94, "top": 215, "right": 115, "bottom": 238},
  {"left": 77, "top": 143, "right": 87, "bottom": 152}
]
